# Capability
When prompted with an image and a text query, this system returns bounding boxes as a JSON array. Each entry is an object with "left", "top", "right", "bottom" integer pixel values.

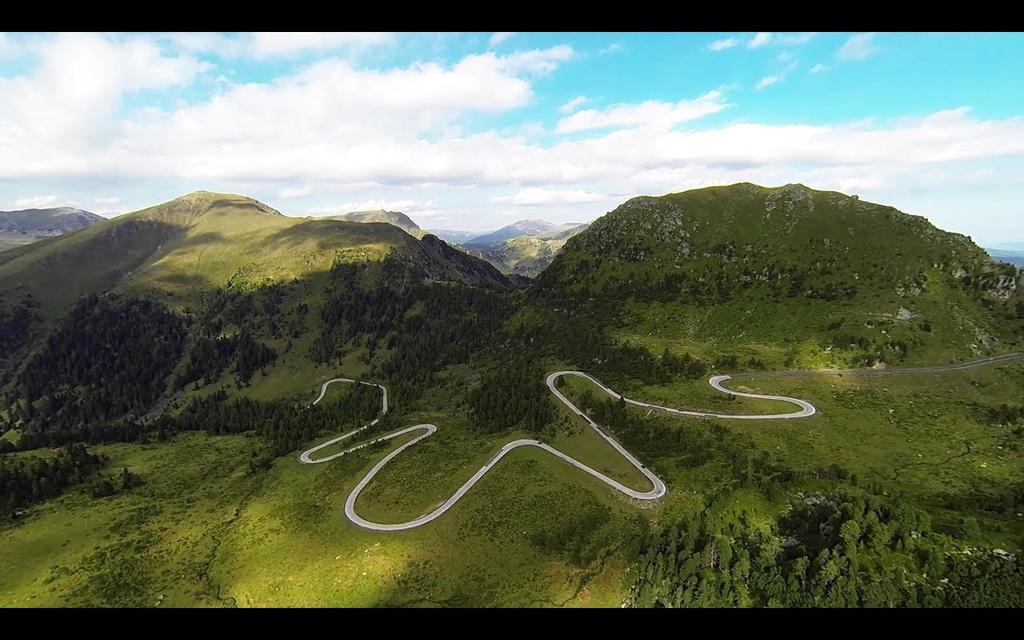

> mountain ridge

[
  {"left": 531, "top": 182, "right": 1023, "bottom": 367},
  {"left": 325, "top": 209, "right": 425, "bottom": 238},
  {"left": 0, "top": 206, "right": 105, "bottom": 252}
]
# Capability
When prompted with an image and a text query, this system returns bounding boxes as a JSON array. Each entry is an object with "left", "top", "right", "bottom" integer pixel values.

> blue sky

[{"left": 0, "top": 31, "right": 1022, "bottom": 243}]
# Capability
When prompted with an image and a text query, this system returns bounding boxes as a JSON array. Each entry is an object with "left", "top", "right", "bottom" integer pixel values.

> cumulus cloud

[
  {"left": 776, "top": 33, "right": 817, "bottom": 46},
  {"left": 0, "top": 33, "right": 208, "bottom": 150},
  {"left": 555, "top": 91, "right": 729, "bottom": 133},
  {"left": 279, "top": 185, "right": 313, "bottom": 198},
  {"left": 0, "top": 32, "right": 20, "bottom": 59},
  {"left": 558, "top": 96, "right": 589, "bottom": 114},
  {"left": 709, "top": 37, "right": 740, "bottom": 52},
  {"left": 748, "top": 33, "right": 773, "bottom": 49},
  {"left": 165, "top": 32, "right": 392, "bottom": 59},
  {"left": 308, "top": 199, "right": 441, "bottom": 218},
  {"left": 488, "top": 32, "right": 515, "bottom": 47},
  {"left": 497, "top": 45, "right": 574, "bottom": 75},
  {"left": 11, "top": 195, "right": 77, "bottom": 209},
  {"left": 838, "top": 33, "right": 879, "bottom": 61},
  {"left": 599, "top": 42, "right": 624, "bottom": 55},
  {"left": 249, "top": 32, "right": 392, "bottom": 58},
  {"left": 809, "top": 63, "right": 829, "bottom": 74},
  {"left": 756, "top": 75, "right": 780, "bottom": 90},
  {"left": 747, "top": 32, "right": 816, "bottom": 49},
  {"left": 1, "top": 34, "right": 1023, "bottom": 242},
  {"left": 491, "top": 187, "right": 606, "bottom": 206}
]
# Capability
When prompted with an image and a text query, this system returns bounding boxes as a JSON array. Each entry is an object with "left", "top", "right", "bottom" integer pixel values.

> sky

[{"left": 0, "top": 31, "right": 1022, "bottom": 242}]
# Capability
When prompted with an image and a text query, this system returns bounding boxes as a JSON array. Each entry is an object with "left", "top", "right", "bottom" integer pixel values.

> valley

[{"left": 1, "top": 183, "right": 1023, "bottom": 608}]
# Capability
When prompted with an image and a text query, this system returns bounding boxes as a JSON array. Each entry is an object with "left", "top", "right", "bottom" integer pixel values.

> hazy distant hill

[
  {"left": 987, "top": 247, "right": 1024, "bottom": 266},
  {"left": 465, "top": 220, "right": 581, "bottom": 246},
  {"left": 463, "top": 222, "right": 591, "bottom": 277},
  {"left": 0, "top": 206, "right": 104, "bottom": 252}
]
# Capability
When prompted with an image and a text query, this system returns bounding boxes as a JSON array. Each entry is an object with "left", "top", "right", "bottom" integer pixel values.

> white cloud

[
  {"left": 747, "top": 32, "right": 816, "bottom": 50},
  {"left": 248, "top": 32, "right": 392, "bottom": 58},
  {"left": 809, "top": 63, "right": 829, "bottom": 74},
  {"left": 838, "top": 33, "right": 879, "bottom": 61},
  {"left": 599, "top": 42, "right": 624, "bottom": 55},
  {"left": 748, "top": 33, "right": 773, "bottom": 49},
  {"left": 558, "top": 96, "right": 589, "bottom": 114},
  {"left": 166, "top": 32, "right": 242, "bottom": 56},
  {"left": 0, "top": 33, "right": 208, "bottom": 150},
  {"left": 776, "top": 33, "right": 817, "bottom": 46},
  {"left": 498, "top": 45, "right": 574, "bottom": 75},
  {"left": 0, "top": 32, "right": 20, "bottom": 59},
  {"left": 777, "top": 51, "right": 795, "bottom": 62},
  {"left": 279, "top": 185, "right": 313, "bottom": 198},
  {"left": 12, "top": 195, "right": 77, "bottom": 209},
  {"left": 488, "top": 32, "right": 515, "bottom": 47},
  {"left": 166, "top": 32, "right": 392, "bottom": 59},
  {"left": 709, "top": 37, "right": 740, "bottom": 52},
  {"left": 556, "top": 91, "right": 729, "bottom": 134},
  {"left": 90, "top": 197, "right": 127, "bottom": 215},
  {"left": 756, "top": 75, "right": 780, "bottom": 90},
  {"left": 308, "top": 199, "right": 441, "bottom": 218},
  {"left": 2, "top": 36, "right": 1023, "bottom": 241},
  {"left": 491, "top": 187, "right": 606, "bottom": 206}
]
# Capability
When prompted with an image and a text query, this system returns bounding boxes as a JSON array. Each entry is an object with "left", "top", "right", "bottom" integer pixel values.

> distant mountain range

[
  {"left": 380, "top": 218, "right": 594, "bottom": 277},
  {"left": 462, "top": 220, "right": 583, "bottom": 246},
  {"left": 987, "top": 247, "right": 1024, "bottom": 266},
  {"left": 427, "top": 229, "right": 483, "bottom": 244},
  {"left": 0, "top": 206, "right": 104, "bottom": 251},
  {"left": 459, "top": 221, "right": 592, "bottom": 277}
]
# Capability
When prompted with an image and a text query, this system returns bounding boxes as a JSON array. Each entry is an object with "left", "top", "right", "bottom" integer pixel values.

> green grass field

[{"left": 4, "top": 357, "right": 1023, "bottom": 607}]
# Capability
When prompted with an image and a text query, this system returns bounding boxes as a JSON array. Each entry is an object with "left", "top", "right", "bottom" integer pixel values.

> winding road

[{"left": 298, "top": 352, "right": 1024, "bottom": 531}]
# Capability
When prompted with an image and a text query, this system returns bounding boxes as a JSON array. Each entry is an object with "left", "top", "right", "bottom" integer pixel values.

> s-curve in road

[
  {"left": 298, "top": 376, "right": 668, "bottom": 531},
  {"left": 547, "top": 371, "right": 816, "bottom": 420},
  {"left": 296, "top": 352, "right": 1024, "bottom": 531}
]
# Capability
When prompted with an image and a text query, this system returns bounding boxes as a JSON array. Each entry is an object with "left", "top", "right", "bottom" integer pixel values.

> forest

[
  {"left": 468, "top": 356, "right": 554, "bottom": 433},
  {"left": 563, "top": 389, "right": 1024, "bottom": 608},
  {"left": 152, "top": 381, "right": 386, "bottom": 473},
  {"left": 0, "top": 443, "right": 107, "bottom": 518},
  {"left": 7, "top": 294, "right": 187, "bottom": 448},
  {"left": 312, "top": 255, "right": 514, "bottom": 407},
  {"left": 629, "top": 490, "right": 1024, "bottom": 608}
]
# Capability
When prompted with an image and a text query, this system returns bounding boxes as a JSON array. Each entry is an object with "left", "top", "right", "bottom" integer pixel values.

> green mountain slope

[
  {"left": 0, "top": 206, "right": 103, "bottom": 252},
  {"left": 0, "top": 191, "right": 508, "bottom": 390},
  {"left": 533, "top": 183, "right": 1023, "bottom": 367},
  {"left": 326, "top": 209, "right": 426, "bottom": 238},
  {"left": 0, "top": 192, "right": 504, "bottom": 319}
]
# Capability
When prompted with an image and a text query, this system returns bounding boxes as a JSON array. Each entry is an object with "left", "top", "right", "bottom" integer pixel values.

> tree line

[
  {"left": 7, "top": 294, "right": 187, "bottom": 447},
  {"left": 629, "top": 489, "right": 1024, "bottom": 608},
  {"left": 468, "top": 357, "right": 554, "bottom": 433},
  {"left": 1, "top": 443, "right": 107, "bottom": 518}
]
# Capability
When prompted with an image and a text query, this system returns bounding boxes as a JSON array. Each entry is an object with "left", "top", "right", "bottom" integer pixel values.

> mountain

[
  {"left": 533, "top": 183, "right": 1023, "bottom": 367},
  {"left": 426, "top": 229, "right": 482, "bottom": 244},
  {"left": 466, "top": 219, "right": 582, "bottom": 246},
  {"left": 0, "top": 191, "right": 508, "bottom": 324},
  {"left": 326, "top": 209, "right": 426, "bottom": 238},
  {"left": 0, "top": 206, "right": 104, "bottom": 252},
  {"left": 988, "top": 247, "right": 1024, "bottom": 266},
  {"left": 464, "top": 222, "right": 591, "bottom": 277}
]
